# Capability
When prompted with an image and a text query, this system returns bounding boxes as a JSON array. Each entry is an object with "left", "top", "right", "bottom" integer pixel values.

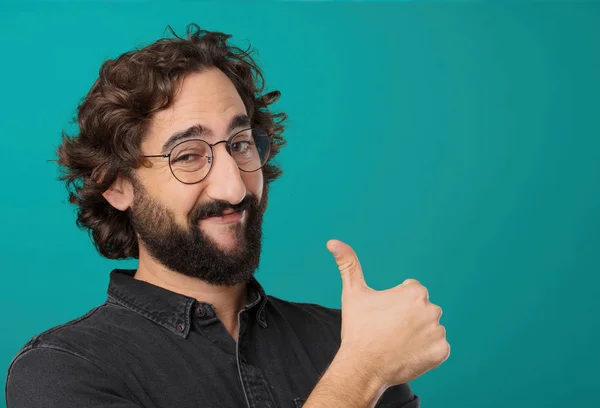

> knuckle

[
  {"left": 432, "top": 323, "right": 446, "bottom": 338},
  {"left": 433, "top": 339, "right": 450, "bottom": 361},
  {"left": 411, "top": 284, "right": 428, "bottom": 300},
  {"left": 442, "top": 341, "right": 451, "bottom": 358}
]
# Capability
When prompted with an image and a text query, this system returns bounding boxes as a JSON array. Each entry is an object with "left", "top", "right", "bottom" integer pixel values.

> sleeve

[
  {"left": 5, "top": 346, "right": 142, "bottom": 408},
  {"left": 375, "top": 383, "right": 420, "bottom": 408}
]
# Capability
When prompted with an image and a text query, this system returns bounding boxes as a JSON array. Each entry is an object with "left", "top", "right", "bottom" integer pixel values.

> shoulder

[
  {"left": 5, "top": 303, "right": 142, "bottom": 407},
  {"left": 8, "top": 300, "right": 148, "bottom": 375},
  {"left": 11, "top": 304, "right": 107, "bottom": 361}
]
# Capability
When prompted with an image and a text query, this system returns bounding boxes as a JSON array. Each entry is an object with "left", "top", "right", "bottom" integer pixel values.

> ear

[{"left": 102, "top": 173, "right": 134, "bottom": 211}]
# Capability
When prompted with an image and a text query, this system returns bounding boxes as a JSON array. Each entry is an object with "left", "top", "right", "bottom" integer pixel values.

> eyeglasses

[{"left": 143, "top": 127, "right": 271, "bottom": 185}]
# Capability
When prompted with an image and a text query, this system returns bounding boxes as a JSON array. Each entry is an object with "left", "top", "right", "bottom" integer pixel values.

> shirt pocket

[{"left": 293, "top": 397, "right": 306, "bottom": 408}]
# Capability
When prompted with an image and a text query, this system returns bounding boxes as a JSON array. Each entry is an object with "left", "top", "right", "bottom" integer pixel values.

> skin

[{"left": 102, "top": 67, "right": 263, "bottom": 340}]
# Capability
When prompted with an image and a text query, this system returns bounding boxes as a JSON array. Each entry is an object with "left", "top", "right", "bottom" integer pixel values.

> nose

[{"left": 203, "top": 143, "right": 246, "bottom": 205}]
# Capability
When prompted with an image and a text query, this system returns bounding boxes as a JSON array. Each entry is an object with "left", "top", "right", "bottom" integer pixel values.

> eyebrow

[{"left": 160, "top": 114, "right": 251, "bottom": 154}]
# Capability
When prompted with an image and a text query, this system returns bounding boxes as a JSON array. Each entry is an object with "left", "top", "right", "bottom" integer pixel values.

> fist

[{"left": 327, "top": 239, "right": 450, "bottom": 387}]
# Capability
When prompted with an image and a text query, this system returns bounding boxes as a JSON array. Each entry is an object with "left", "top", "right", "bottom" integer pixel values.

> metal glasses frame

[{"left": 142, "top": 127, "right": 270, "bottom": 185}]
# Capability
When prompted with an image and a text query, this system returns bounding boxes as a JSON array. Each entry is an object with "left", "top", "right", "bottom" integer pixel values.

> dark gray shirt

[{"left": 5, "top": 269, "right": 419, "bottom": 408}]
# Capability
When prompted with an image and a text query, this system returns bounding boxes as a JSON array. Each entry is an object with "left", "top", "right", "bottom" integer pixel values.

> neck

[{"left": 134, "top": 251, "right": 248, "bottom": 340}]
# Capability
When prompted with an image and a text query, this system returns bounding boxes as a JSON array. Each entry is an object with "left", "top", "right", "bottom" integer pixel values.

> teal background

[{"left": 1, "top": 1, "right": 599, "bottom": 407}]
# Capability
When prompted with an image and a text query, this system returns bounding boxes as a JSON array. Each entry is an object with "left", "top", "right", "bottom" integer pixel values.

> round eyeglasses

[{"left": 143, "top": 127, "right": 271, "bottom": 185}]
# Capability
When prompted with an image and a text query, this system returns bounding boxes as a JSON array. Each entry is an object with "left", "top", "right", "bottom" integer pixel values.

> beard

[{"left": 128, "top": 180, "right": 268, "bottom": 286}]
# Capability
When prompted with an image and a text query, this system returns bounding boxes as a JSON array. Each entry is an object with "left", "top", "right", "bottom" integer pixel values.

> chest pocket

[{"left": 293, "top": 398, "right": 306, "bottom": 408}]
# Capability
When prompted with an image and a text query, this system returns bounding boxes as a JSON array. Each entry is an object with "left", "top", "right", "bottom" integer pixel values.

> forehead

[{"left": 143, "top": 67, "right": 247, "bottom": 151}]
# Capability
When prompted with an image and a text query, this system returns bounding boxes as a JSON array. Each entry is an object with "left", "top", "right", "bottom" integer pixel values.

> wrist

[
  {"left": 333, "top": 343, "right": 390, "bottom": 400},
  {"left": 304, "top": 343, "right": 389, "bottom": 408}
]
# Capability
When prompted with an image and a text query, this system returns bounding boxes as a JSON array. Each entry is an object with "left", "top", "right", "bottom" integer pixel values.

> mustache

[{"left": 190, "top": 195, "right": 259, "bottom": 223}]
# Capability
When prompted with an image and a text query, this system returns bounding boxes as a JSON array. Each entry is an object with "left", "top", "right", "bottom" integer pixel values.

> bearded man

[{"left": 6, "top": 24, "right": 448, "bottom": 408}]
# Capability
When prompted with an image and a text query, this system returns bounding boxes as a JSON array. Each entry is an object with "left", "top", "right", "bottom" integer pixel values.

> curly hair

[{"left": 56, "top": 23, "right": 287, "bottom": 260}]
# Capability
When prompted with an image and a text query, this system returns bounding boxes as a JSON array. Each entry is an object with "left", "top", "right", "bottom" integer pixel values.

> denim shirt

[{"left": 5, "top": 269, "right": 419, "bottom": 408}]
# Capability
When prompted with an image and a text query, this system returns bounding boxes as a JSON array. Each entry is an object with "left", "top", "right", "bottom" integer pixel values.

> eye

[
  {"left": 170, "top": 140, "right": 211, "bottom": 167},
  {"left": 231, "top": 140, "right": 253, "bottom": 153},
  {"left": 172, "top": 153, "right": 201, "bottom": 163}
]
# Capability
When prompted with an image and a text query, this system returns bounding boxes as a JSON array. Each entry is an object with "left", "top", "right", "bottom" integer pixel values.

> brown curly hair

[{"left": 56, "top": 23, "right": 287, "bottom": 260}]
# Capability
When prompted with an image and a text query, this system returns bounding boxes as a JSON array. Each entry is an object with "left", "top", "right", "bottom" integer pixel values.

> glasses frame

[{"left": 143, "top": 127, "right": 271, "bottom": 185}]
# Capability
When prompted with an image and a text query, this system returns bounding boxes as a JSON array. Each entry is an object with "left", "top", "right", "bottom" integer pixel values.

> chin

[
  {"left": 199, "top": 222, "right": 248, "bottom": 254},
  {"left": 214, "top": 240, "right": 240, "bottom": 253},
  {"left": 206, "top": 232, "right": 244, "bottom": 253}
]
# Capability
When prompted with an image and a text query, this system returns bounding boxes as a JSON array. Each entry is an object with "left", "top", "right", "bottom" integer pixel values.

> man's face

[{"left": 129, "top": 68, "right": 267, "bottom": 285}]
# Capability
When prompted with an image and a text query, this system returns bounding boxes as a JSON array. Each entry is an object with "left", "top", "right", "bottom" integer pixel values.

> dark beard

[{"left": 128, "top": 181, "right": 268, "bottom": 286}]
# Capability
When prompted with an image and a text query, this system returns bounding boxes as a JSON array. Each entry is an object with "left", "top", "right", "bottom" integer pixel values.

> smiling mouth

[{"left": 201, "top": 209, "right": 244, "bottom": 224}]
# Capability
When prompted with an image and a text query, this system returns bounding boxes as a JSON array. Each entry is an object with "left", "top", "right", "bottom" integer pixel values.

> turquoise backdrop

[{"left": 1, "top": 1, "right": 599, "bottom": 407}]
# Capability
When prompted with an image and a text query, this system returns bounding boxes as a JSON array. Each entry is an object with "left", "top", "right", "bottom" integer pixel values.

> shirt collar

[{"left": 106, "top": 269, "right": 269, "bottom": 338}]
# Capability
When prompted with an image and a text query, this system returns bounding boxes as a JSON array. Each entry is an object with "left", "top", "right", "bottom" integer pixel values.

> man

[{"left": 5, "top": 24, "right": 449, "bottom": 408}]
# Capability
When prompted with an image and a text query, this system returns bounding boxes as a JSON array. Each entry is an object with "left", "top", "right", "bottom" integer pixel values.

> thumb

[{"left": 326, "top": 239, "right": 366, "bottom": 291}]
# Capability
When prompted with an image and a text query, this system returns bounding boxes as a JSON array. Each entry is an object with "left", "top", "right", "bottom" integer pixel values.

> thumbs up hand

[{"left": 326, "top": 239, "right": 450, "bottom": 388}]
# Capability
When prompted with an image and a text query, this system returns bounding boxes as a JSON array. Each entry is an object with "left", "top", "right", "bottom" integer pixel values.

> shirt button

[
  {"left": 195, "top": 305, "right": 207, "bottom": 317},
  {"left": 177, "top": 323, "right": 185, "bottom": 332}
]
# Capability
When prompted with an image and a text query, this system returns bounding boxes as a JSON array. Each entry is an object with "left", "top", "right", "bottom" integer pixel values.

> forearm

[{"left": 303, "top": 346, "right": 388, "bottom": 408}]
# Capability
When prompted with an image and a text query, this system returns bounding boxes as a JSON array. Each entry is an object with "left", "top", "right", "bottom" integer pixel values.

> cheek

[
  {"left": 242, "top": 171, "right": 263, "bottom": 200},
  {"left": 140, "top": 170, "right": 203, "bottom": 222},
  {"left": 167, "top": 185, "right": 204, "bottom": 220}
]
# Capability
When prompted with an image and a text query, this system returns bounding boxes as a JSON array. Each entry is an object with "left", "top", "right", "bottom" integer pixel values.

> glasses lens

[
  {"left": 169, "top": 140, "right": 212, "bottom": 184},
  {"left": 230, "top": 128, "right": 270, "bottom": 172}
]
